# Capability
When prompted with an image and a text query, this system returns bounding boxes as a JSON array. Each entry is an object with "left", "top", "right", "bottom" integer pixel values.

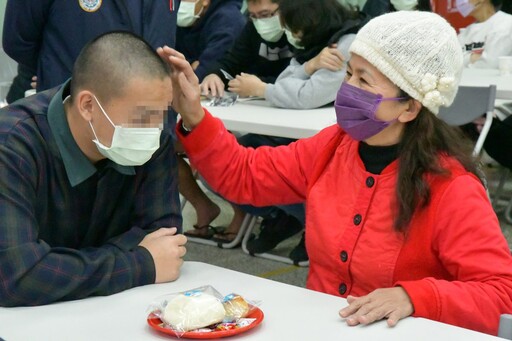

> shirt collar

[{"left": 47, "top": 79, "right": 135, "bottom": 187}]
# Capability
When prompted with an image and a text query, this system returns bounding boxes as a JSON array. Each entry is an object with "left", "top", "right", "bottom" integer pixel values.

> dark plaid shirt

[{"left": 0, "top": 82, "right": 182, "bottom": 306}]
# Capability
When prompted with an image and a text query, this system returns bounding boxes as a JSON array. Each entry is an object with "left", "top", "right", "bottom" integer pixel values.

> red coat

[{"left": 178, "top": 110, "right": 512, "bottom": 335}]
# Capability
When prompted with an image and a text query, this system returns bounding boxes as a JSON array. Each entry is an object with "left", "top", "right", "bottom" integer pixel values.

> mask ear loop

[
  {"left": 90, "top": 95, "right": 116, "bottom": 148},
  {"left": 374, "top": 96, "right": 408, "bottom": 122},
  {"left": 93, "top": 95, "right": 116, "bottom": 127},
  {"left": 194, "top": 0, "right": 203, "bottom": 18}
]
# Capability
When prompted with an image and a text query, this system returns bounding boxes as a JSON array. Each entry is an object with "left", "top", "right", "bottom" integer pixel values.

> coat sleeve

[
  {"left": 2, "top": 0, "right": 53, "bottom": 69},
  {"left": 397, "top": 175, "right": 512, "bottom": 335},
  {"left": 264, "top": 34, "right": 354, "bottom": 109},
  {"left": 194, "top": 10, "right": 246, "bottom": 82},
  {"left": 177, "top": 110, "right": 338, "bottom": 207},
  {"left": 205, "top": 22, "right": 260, "bottom": 87}
]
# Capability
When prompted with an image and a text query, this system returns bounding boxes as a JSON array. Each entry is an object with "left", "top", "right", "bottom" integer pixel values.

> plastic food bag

[{"left": 148, "top": 285, "right": 260, "bottom": 337}]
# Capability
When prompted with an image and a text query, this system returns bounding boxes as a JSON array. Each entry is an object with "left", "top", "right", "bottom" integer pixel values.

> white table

[
  {"left": 460, "top": 68, "right": 512, "bottom": 100},
  {"left": 0, "top": 262, "right": 504, "bottom": 341},
  {"left": 205, "top": 69, "right": 512, "bottom": 139},
  {"left": 205, "top": 99, "right": 336, "bottom": 139}
]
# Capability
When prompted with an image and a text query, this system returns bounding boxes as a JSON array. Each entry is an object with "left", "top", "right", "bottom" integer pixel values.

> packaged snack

[
  {"left": 148, "top": 285, "right": 261, "bottom": 337},
  {"left": 162, "top": 290, "right": 226, "bottom": 331},
  {"left": 222, "top": 293, "right": 250, "bottom": 321}
]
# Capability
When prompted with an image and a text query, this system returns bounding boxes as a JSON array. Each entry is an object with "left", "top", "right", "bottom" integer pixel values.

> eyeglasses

[{"left": 248, "top": 8, "right": 279, "bottom": 20}]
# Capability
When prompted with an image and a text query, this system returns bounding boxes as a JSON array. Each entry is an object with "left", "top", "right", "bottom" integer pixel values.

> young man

[{"left": 0, "top": 32, "right": 186, "bottom": 307}]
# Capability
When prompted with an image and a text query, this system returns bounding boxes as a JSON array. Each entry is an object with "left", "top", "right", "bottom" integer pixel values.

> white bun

[{"left": 162, "top": 293, "right": 226, "bottom": 331}]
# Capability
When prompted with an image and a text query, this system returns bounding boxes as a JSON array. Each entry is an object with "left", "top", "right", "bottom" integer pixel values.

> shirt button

[
  {"left": 339, "top": 282, "right": 347, "bottom": 295},
  {"left": 353, "top": 214, "right": 362, "bottom": 225},
  {"left": 366, "top": 176, "right": 375, "bottom": 188},
  {"left": 340, "top": 250, "right": 348, "bottom": 262}
]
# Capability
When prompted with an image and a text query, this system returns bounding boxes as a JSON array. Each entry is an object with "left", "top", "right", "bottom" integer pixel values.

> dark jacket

[
  {"left": 206, "top": 19, "right": 294, "bottom": 87},
  {"left": 176, "top": 0, "right": 245, "bottom": 81},
  {"left": 3, "top": 0, "right": 180, "bottom": 92}
]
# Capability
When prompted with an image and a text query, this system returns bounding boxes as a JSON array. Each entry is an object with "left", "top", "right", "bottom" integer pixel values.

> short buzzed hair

[{"left": 70, "top": 31, "right": 171, "bottom": 103}]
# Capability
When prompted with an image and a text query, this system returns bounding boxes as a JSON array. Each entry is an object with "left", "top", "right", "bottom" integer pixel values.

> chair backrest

[
  {"left": 499, "top": 314, "right": 512, "bottom": 340},
  {"left": 438, "top": 85, "right": 497, "bottom": 156},
  {"left": 438, "top": 85, "right": 497, "bottom": 125}
]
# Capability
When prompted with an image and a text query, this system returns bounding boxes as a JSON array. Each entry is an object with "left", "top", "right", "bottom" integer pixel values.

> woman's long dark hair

[
  {"left": 278, "top": 0, "right": 358, "bottom": 50},
  {"left": 394, "top": 94, "right": 485, "bottom": 232}
]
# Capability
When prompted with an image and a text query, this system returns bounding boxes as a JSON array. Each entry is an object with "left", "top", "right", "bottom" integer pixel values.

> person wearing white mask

[
  {"left": 176, "top": 0, "right": 245, "bottom": 82},
  {"left": 457, "top": 0, "right": 512, "bottom": 68},
  {"left": 200, "top": 0, "right": 293, "bottom": 98},
  {"left": 358, "top": 0, "right": 431, "bottom": 19},
  {"left": 0, "top": 32, "right": 187, "bottom": 306},
  {"left": 227, "top": 0, "right": 368, "bottom": 109},
  {"left": 184, "top": 0, "right": 298, "bottom": 246}
]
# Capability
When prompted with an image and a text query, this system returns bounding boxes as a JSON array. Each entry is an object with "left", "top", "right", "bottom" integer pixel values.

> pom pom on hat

[{"left": 349, "top": 11, "right": 463, "bottom": 114}]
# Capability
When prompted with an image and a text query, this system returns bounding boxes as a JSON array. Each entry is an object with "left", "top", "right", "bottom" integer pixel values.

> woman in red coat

[{"left": 162, "top": 11, "right": 512, "bottom": 335}]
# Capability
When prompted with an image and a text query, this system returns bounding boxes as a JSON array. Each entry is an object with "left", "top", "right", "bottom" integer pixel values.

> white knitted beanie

[{"left": 349, "top": 11, "right": 463, "bottom": 114}]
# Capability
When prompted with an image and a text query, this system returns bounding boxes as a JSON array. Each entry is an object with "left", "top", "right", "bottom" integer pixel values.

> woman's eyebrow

[{"left": 346, "top": 61, "right": 375, "bottom": 81}]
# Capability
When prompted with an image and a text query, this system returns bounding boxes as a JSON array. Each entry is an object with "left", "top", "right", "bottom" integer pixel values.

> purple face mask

[{"left": 334, "top": 82, "right": 405, "bottom": 141}]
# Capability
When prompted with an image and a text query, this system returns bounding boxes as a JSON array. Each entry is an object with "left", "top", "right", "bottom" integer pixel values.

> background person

[
  {"left": 456, "top": 0, "right": 512, "bottom": 68},
  {"left": 221, "top": 0, "right": 367, "bottom": 260},
  {"left": 184, "top": 0, "right": 299, "bottom": 257},
  {"left": 3, "top": 0, "right": 181, "bottom": 93},
  {"left": 176, "top": 0, "right": 246, "bottom": 82},
  {"left": 227, "top": 0, "right": 367, "bottom": 109}
]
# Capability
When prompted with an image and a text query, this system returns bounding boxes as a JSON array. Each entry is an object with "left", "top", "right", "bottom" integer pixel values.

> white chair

[
  {"left": 499, "top": 314, "right": 512, "bottom": 340},
  {"left": 438, "top": 85, "right": 497, "bottom": 156}
]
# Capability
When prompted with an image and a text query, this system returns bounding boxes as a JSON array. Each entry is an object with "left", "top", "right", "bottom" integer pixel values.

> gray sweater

[{"left": 264, "top": 33, "right": 355, "bottom": 109}]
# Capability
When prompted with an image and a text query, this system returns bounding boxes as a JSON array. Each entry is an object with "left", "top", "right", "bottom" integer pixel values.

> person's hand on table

[
  {"left": 470, "top": 52, "right": 482, "bottom": 64},
  {"left": 31, "top": 76, "right": 37, "bottom": 89},
  {"left": 157, "top": 46, "right": 204, "bottom": 129},
  {"left": 139, "top": 227, "right": 187, "bottom": 283},
  {"left": 191, "top": 60, "right": 200, "bottom": 70},
  {"left": 305, "top": 44, "right": 345, "bottom": 75},
  {"left": 201, "top": 74, "right": 225, "bottom": 98},
  {"left": 338, "top": 287, "right": 414, "bottom": 327},
  {"left": 228, "top": 73, "right": 267, "bottom": 98}
]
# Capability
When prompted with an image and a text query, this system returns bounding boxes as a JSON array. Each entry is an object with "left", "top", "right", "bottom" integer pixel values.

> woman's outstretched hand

[{"left": 157, "top": 46, "right": 204, "bottom": 129}]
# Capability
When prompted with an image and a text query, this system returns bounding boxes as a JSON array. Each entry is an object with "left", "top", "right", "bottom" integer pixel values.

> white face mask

[
  {"left": 177, "top": 0, "right": 202, "bottom": 27},
  {"left": 390, "top": 0, "right": 418, "bottom": 10},
  {"left": 285, "top": 29, "right": 304, "bottom": 49},
  {"left": 252, "top": 15, "right": 284, "bottom": 43},
  {"left": 90, "top": 96, "right": 162, "bottom": 166},
  {"left": 455, "top": 0, "right": 475, "bottom": 17}
]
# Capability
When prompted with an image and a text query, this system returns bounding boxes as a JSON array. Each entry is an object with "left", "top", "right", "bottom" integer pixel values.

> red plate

[{"left": 147, "top": 308, "right": 264, "bottom": 339}]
